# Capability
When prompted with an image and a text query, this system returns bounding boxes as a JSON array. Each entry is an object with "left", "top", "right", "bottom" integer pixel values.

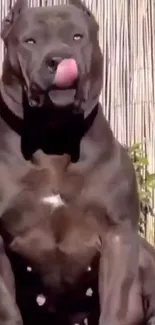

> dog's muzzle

[
  {"left": 48, "top": 57, "right": 79, "bottom": 107},
  {"left": 28, "top": 57, "right": 79, "bottom": 108}
]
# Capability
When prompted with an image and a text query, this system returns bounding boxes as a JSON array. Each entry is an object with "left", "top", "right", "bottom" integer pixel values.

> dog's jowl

[{"left": 0, "top": 0, "right": 142, "bottom": 324}]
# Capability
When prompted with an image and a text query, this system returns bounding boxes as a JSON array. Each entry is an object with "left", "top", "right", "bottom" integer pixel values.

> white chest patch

[{"left": 41, "top": 193, "right": 65, "bottom": 209}]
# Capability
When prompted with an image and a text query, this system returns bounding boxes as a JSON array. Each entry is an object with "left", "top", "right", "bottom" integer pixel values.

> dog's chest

[
  {"left": 38, "top": 191, "right": 101, "bottom": 277},
  {"left": 41, "top": 191, "right": 100, "bottom": 249}
]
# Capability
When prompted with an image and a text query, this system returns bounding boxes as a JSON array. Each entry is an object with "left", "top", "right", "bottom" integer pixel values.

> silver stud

[
  {"left": 36, "top": 294, "right": 46, "bottom": 306},
  {"left": 86, "top": 288, "right": 93, "bottom": 297}
]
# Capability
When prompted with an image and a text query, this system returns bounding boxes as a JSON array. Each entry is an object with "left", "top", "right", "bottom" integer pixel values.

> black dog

[{"left": 0, "top": 0, "right": 140, "bottom": 324}]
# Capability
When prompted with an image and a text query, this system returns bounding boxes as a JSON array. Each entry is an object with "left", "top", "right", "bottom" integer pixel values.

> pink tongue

[{"left": 54, "top": 58, "right": 78, "bottom": 88}]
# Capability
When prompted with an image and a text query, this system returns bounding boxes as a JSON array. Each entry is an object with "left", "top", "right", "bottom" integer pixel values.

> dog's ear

[
  {"left": 1, "top": 0, "right": 27, "bottom": 41},
  {"left": 69, "top": 0, "right": 91, "bottom": 17},
  {"left": 69, "top": 0, "right": 98, "bottom": 31}
]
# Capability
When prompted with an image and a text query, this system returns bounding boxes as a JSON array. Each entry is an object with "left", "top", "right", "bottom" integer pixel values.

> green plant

[{"left": 127, "top": 142, "right": 155, "bottom": 235}]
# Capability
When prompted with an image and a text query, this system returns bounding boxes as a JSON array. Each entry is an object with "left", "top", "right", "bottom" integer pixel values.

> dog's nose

[{"left": 46, "top": 57, "right": 62, "bottom": 73}]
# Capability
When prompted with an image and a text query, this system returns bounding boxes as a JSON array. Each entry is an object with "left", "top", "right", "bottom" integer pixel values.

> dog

[
  {"left": 0, "top": 0, "right": 141, "bottom": 324},
  {"left": 0, "top": 150, "right": 155, "bottom": 325}
]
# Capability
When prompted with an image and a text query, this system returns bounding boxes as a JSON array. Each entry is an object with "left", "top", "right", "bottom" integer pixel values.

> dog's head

[{"left": 1, "top": 0, "right": 103, "bottom": 114}]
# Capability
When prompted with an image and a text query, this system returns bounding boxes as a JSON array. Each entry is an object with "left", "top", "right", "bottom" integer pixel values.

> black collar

[{"left": 0, "top": 93, "right": 98, "bottom": 162}]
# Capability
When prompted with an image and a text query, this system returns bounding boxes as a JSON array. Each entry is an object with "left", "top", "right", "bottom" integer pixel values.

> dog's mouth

[
  {"left": 48, "top": 84, "right": 77, "bottom": 108},
  {"left": 49, "top": 58, "right": 78, "bottom": 107},
  {"left": 28, "top": 85, "right": 77, "bottom": 109},
  {"left": 28, "top": 58, "right": 79, "bottom": 108}
]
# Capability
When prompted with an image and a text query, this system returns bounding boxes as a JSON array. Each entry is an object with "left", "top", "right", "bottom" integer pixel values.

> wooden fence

[{"left": 1, "top": 0, "right": 155, "bottom": 245}]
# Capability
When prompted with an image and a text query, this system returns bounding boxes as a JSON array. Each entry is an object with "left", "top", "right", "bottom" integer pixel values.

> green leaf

[
  {"left": 136, "top": 156, "right": 148, "bottom": 166},
  {"left": 128, "top": 141, "right": 155, "bottom": 220},
  {"left": 139, "top": 190, "right": 151, "bottom": 200},
  {"left": 129, "top": 142, "right": 143, "bottom": 151},
  {"left": 146, "top": 173, "right": 155, "bottom": 182},
  {"left": 146, "top": 181, "right": 155, "bottom": 190}
]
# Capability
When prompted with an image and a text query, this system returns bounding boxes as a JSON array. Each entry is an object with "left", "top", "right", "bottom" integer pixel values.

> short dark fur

[{"left": 0, "top": 1, "right": 151, "bottom": 325}]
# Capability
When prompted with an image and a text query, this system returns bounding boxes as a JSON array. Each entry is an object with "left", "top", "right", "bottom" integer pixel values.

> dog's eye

[
  {"left": 25, "top": 38, "right": 36, "bottom": 45},
  {"left": 73, "top": 34, "right": 83, "bottom": 41}
]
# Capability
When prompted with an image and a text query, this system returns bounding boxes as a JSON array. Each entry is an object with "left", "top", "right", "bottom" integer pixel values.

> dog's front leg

[
  {"left": 99, "top": 227, "right": 139, "bottom": 325},
  {"left": 0, "top": 278, "right": 23, "bottom": 325}
]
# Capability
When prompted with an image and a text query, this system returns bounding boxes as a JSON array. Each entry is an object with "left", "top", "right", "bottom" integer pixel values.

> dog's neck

[{"left": 77, "top": 104, "right": 114, "bottom": 169}]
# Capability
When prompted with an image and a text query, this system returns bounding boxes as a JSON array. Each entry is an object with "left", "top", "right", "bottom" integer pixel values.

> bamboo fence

[{"left": 1, "top": 0, "right": 155, "bottom": 244}]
